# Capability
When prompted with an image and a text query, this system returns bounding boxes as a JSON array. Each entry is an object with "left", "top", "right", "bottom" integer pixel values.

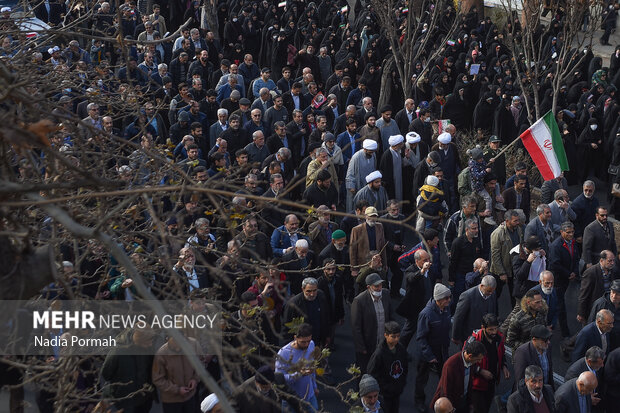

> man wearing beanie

[
  {"left": 232, "top": 365, "right": 279, "bottom": 413},
  {"left": 352, "top": 374, "right": 383, "bottom": 413},
  {"left": 414, "top": 283, "right": 452, "bottom": 411}
]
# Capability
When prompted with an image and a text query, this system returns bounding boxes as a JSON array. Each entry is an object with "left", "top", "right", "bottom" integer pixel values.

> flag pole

[{"left": 488, "top": 135, "right": 521, "bottom": 163}]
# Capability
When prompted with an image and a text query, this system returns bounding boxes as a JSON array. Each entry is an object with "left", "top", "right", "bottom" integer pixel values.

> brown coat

[
  {"left": 152, "top": 338, "right": 201, "bottom": 403},
  {"left": 349, "top": 222, "right": 387, "bottom": 270}
]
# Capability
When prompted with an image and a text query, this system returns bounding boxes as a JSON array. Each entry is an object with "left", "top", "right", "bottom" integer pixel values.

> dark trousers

[
  {"left": 471, "top": 385, "right": 495, "bottom": 413},
  {"left": 495, "top": 275, "right": 515, "bottom": 308},
  {"left": 356, "top": 351, "right": 371, "bottom": 374},
  {"left": 450, "top": 272, "right": 466, "bottom": 315},
  {"left": 388, "top": 260, "right": 404, "bottom": 297},
  {"left": 162, "top": 396, "right": 197, "bottom": 413},
  {"left": 400, "top": 318, "right": 417, "bottom": 349},
  {"left": 382, "top": 394, "right": 401, "bottom": 413},
  {"left": 415, "top": 360, "right": 441, "bottom": 405},
  {"left": 556, "top": 284, "right": 571, "bottom": 337}
]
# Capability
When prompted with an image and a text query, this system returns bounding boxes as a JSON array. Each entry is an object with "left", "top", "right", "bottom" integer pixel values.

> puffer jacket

[{"left": 506, "top": 296, "right": 548, "bottom": 350}]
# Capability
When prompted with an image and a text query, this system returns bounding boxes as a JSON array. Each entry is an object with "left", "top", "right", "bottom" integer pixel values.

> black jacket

[
  {"left": 367, "top": 339, "right": 409, "bottom": 398},
  {"left": 282, "top": 290, "right": 331, "bottom": 346},
  {"left": 317, "top": 274, "right": 345, "bottom": 323},
  {"left": 507, "top": 379, "right": 556, "bottom": 413},
  {"left": 396, "top": 265, "right": 433, "bottom": 321}
]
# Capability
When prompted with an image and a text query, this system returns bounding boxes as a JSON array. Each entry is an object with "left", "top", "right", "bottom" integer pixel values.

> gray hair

[
  {"left": 504, "top": 209, "right": 520, "bottom": 221},
  {"left": 195, "top": 218, "right": 209, "bottom": 227},
  {"left": 554, "top": 189, "right": 567, "bottom": 201},
  {"left": 284, "top": 214, "right": 298, "bottom": 224},
  {"left": 560, "top": 221, "right": 574, "bottom": 232},
  {"left": 524, "top": 365, "right": 543, "bottom": 380},
  {"left": 301, "top": 277, "right": 318, "bottom": 289},
  {"left": 228, "top": 74, "right": 238, "bottom": 82},
  {"left": 596, "top": 309, "right": 613, "bottom": 322},
  {"left": 245, "top": 173, "right": 258, "bottom": 183},
  {"left": 217, "top": 108, "right": 228, "bottom": 116},
  {"left": 540, "top": 270, "right": 554, "bottom": 282},
  {"left": 536, "top": 204, "right": 550, "bottom": 215},
  {"left": 87, "top": 102, "right": 98, "bottom": 111},
  {"left": 296, "top": 239, "right": 309, "bottom": 249},
  {"left": 585, "top": 346, "right": 605, "bottom": 361},
  {"left": 274, "top": 121, "right": 286, "bottom": 129},
  {"left": 292, "top": 109, "right": 303, "bottom": 116},
  {"left": 583, "top": 180, "right": 595, "bottom": 190},
  {"left": 461, "top": 195, "right": 477, "bottom": 208},
  {"left": 158, "top": 63, "right": 167, "bottom": 70},
  {"left": 362, "top": 97, "right": 372, "bottom": 105},
  {"left": 232, "top": 196, "right": 246, "bottom": 205},
  {"left": 481, "top": 275, "right": 496, "bottom": 288},
  {"left": 464, "top": 218, "right": 478, "bottom": 230},
  {"left": 190, "top": 28, "right": 199, "bottom": 35},
  {"left": 277, "top": 147, "right": 291, "bottom": 159},
  {"left": 227, "top": 239, "right": 240, "bottom": 250},
  {"left": 316, "top": 147, "right": 329, "bottom": 156},
  {"left": 62, "top": 261, "right": 74, "bottom": 269},
  {"left": 252, "top": 130, "right": 264, "bottom": 140}
]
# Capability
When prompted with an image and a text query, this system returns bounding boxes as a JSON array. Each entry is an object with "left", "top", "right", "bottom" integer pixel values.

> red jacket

[{"left": 465, "top": 329, "right": 506, "bottom": 391}]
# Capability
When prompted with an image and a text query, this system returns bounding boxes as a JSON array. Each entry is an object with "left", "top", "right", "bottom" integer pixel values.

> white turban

[
  {"left": 437, "top": 132, "right": 452, "bottom": 144},
  {"left": 201, "top": 394, "right": 219, "bottom": 412},
  {"left": 362, "top": 139, "right": 378, "bottom": 150},
  {"left": 388, "top": 134, "right": 404, "bottom": 146},
  {"left": 366, "top": 170, "right": 382, "bottom": 183},
  {"left": 406, "top": 132, "right": 421, "bottom": 144}
]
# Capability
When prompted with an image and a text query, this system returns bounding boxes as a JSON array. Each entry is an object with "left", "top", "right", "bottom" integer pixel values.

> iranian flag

[{"left": 519, "top": 111, "right": 569, "bottom": 180}]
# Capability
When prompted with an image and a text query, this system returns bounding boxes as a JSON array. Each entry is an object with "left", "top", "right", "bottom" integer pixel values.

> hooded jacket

[{"left": 367, "top": 339, "right": 409, "bottom": 398}]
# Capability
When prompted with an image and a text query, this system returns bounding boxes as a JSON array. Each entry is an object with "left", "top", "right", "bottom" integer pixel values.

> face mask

[
  {"left": 371, "top": 290, "right": 382, "bottom": 298},
  {"left": 463, "top": 81, "right": 469, "bottom": 84},
  {"left": 232, "top": 18, "right": 238, "bottom": 22},
  {"left": 590, "top": 124, "right": 598, "bottom": 131},
  {"left": 424, "top": 117, "right": 431, "bottom": 122},
  {"left": 541, "top": 286, "right": 553, "bottom": 295},
  {"left": 366, "top": 219, "right": 375, "bottom": 227}
]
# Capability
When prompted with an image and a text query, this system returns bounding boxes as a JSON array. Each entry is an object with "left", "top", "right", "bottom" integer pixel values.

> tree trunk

[{"left": 378, "top": 56, "right": 396, "bottom": 109}]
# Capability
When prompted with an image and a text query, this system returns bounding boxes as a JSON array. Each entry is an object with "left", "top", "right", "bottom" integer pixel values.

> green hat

[{"left": 332, "top": 230, "right": 346, "bottom": 240}]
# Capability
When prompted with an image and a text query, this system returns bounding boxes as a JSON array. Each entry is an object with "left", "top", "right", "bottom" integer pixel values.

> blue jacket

[
  {"left": 270, "top": 226, "right": 309, "bottom": 257},
  {"left": 529, "top": 284, "right": 558, "bottom": 328},
  {"left": 572, "top": 321, "right": 609, "bottom": 362},
  {"left": 416, "top": 299, "right": 452, "bottom": 363},
  {"left": 336, "top": 131, "right": 360, "bottom": 164},
  {"left": 524, "top": 217, "right": 551, "bottom": 256}
]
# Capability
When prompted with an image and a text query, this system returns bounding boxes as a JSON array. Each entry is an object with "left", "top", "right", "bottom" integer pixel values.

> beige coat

[{"left": 152, "top": 338, "right": 201, "bottom": 403}]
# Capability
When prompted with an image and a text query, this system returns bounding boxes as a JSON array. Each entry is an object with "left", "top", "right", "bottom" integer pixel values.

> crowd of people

[{"left": 4, "top": 0, "right": 620, "bottom": 413}]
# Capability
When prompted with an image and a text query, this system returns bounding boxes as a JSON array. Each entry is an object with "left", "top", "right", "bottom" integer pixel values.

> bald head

[
  {"left": 434, "top": 397, "right": 454, "bottom": 413},
  {"left": 576, "top": 371, "right": 598, "bottom": 395}
]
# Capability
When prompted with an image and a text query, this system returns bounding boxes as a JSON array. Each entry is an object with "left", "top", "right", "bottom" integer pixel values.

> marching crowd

[{"left": 4, "top": 0, "right": 620, "bottom": 413}]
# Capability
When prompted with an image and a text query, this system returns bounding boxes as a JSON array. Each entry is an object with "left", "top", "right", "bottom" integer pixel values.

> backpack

[{"left": 457, "top": 166, "right": 472, "bottom": 196}]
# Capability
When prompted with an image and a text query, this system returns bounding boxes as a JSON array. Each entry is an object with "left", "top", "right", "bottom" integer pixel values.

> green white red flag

[{"left": 519, "top": 111, "right": 569, "bottom": 180}]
